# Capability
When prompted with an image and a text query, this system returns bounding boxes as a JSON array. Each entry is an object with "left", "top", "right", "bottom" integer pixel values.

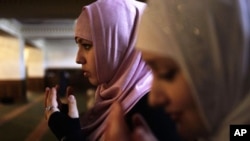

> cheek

[
  {"left": 89, "top": 50, "right": 98, "bottom": 83},
  {"left": 166, "top": 74, "right": 193, "bottom": 108},
  {"left": 171, "top": 74, "right": 206, "bottom": 139}
]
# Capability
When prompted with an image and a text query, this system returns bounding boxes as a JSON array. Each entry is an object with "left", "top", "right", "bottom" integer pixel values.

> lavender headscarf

[
  {"left": 75, "top": 0, "right": 152, "bottom": 140},
  {"left": 137, "top": 0, "right": 250, "bottom": 140}
]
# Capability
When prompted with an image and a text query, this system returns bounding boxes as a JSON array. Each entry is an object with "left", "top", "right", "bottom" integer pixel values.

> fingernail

[{"left": 68, "top": 95, "right": 75, "bottom": 101}]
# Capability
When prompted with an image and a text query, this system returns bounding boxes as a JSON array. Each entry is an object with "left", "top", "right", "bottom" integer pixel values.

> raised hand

[
  {"left": 44, "top": 86, "right": 79, "bottom": 120},
  {"left": 44, "top": 87, "right": 60, "bottom": 120},
  {"left": 44, "top": 86, "right": 82, "bottom": 141},
  {"left": 104, "top": 102, "right": 158, "bottom": 141},
  {"left": 104, "top": 102, "right": 131, "bottom": 141},
  {"left": 131, "top": 114, "right": 158, "bottom": 141}
]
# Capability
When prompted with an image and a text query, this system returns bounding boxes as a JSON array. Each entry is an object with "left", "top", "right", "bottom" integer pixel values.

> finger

[
  {"left": 45, "top": 87, "right": 59, "bottom": 120},
  {"left": 50, "top": 87, "right": 59, "bottom": 107},
  {"left": 104, "top": 102, "right": 130, "bottom": 141},
  {"left": 132, "top": 114, "right": 158, "bottom": 141},
  {"left": 44, "top": 87, "right": 50, "bottom": 107},
  {"left": 55, "top": 84, "right": 60, "bottom": 91},
  {"left": 132, "top": 127, "right": 158, "bottom": 141},
  {"left": 46, "top": 87, "right": 58, "bottom": 108},
  {"left": 132, "top": 114, "right": 152, "bottom": 133},
  {"left": 44, "top": 87, "right": 50, "bottom": 120},
  {"left": 68, "top": 95, "right": 79, "bottom": 118},
  {"left": 66, "top": 86, "right": 74, "bottom": 97}
]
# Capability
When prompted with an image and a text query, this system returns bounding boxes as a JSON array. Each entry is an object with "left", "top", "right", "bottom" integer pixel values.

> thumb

[
  {"left": 132, "top": 114, "right": 158, "bottom": 141},
  {"left": 67, "top": 95, "right": 79, "bottom": 118},
  {"left": 104, "top": 102, "right": 130, "bottom": 141},
  {"left": 132, "top": 114, "right": 152, "bottom": 133}
]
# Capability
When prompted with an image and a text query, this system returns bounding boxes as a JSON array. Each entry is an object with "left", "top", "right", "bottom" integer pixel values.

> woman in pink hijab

[{"left": 44, "top": 0, "right": 181, "bottom": 140}]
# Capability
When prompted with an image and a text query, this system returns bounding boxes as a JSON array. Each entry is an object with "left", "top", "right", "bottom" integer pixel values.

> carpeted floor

[{"left": 0, "top": 91, "right": 87, "bottom": 141}]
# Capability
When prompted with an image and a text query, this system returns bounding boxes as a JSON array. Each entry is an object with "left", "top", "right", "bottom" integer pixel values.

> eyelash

[{"left": 158, "top": 68, "right": 178, "bottom": 81}]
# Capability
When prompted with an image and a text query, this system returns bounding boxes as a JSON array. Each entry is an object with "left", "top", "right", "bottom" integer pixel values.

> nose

[
  {"left": 75, "top": 49, "right": 86, "bottom": 64},
  {"left": 149, "top": 77, "right": 169, "bottom": 107}
]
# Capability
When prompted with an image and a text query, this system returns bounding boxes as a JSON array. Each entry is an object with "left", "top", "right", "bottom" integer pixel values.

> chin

[
  {"left": 89, "top": 78, "right": 98, "bottom": 86},
  {"left": 177, "top": 123, "right": 206, "bottom": 141},
  {"left": 177, "top": 123, "right": 197, "bottom": 141}
]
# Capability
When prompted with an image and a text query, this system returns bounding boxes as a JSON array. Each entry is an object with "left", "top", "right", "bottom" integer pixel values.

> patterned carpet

[{"left": 0, "top": 91, "right": 87, "bottom": 141}]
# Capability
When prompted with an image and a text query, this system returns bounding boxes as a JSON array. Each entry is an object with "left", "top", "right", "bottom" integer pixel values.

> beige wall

[
  {"left": 0, "top": 35, "right": 24, "bottom": 80},
  {"left": 45, "top": 40, "right": 79, "bottom": 68},
  {"left": 25, "top": 46, "right": 44, "bottom": 77}
]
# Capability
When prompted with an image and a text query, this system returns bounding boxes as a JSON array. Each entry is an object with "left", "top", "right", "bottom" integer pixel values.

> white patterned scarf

[{"left": 137, "top": 0, "right": 250, "bottom": 140}]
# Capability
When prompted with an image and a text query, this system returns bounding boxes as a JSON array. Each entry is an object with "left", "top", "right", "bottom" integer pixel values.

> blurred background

[{"left": 0, "top": 0, "right": 97, "bottom": 140}]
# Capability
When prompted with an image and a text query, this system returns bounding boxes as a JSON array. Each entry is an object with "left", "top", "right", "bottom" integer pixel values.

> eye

[
  {"left": 75, "top": 38, "right": 93, "bottom": 50},
  {"left": 158, "top": 68, "right": 178, "bottom": 82},
  {"left": 81, "top": 43, "right": 92, "bottom": 50}
]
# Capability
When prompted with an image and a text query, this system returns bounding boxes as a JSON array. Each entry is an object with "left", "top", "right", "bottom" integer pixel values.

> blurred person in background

[{"left": 104, "top": 0, "right": 250, "bottom": 141}]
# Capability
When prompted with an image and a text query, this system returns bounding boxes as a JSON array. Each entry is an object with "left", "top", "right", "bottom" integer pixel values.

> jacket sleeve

[{"left": 48, "top": 112, "right": 85, "bottom": 141}]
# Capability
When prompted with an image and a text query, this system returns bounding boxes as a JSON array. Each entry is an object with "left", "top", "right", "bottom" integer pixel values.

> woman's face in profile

[
  {"left": 75, "top": 37, "right": 98, "bottom": 85},
  {"left": 142, "top": 51, "right": 207, "bottom": 140}
]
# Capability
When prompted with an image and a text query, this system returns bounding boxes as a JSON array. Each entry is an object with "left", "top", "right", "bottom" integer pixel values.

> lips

[
  {"left": 169, "top": 113, "right": 180, "bottom": 121},
  {"left": 82, "top": 68, "right": 90, "bottom": 77},
  {"left": 83, "top": 71, "right": 90, "bottom": 77},
  {"left": 166, "top": 110, "right": 181, "bottom": 122}
]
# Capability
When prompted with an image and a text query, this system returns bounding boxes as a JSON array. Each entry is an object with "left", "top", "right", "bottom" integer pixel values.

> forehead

[{"left": 142, "top": 50, "right": 176, "bottom": 66}]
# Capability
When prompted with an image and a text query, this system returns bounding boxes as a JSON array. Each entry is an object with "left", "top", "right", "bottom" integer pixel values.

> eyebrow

[
  {"left": 145, "top": 57, "right": 178, "bottom": 71},
  {"left": 144, "top": 60, "right": 158, "bottom": 70},
  {"left": 75, "top": 37, "right": 93, "bottom": 44}
]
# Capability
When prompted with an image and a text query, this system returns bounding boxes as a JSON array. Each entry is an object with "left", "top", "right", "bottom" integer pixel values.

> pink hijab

[{"left": 75, "top": 0, "right": 152, "bottom": 140}]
